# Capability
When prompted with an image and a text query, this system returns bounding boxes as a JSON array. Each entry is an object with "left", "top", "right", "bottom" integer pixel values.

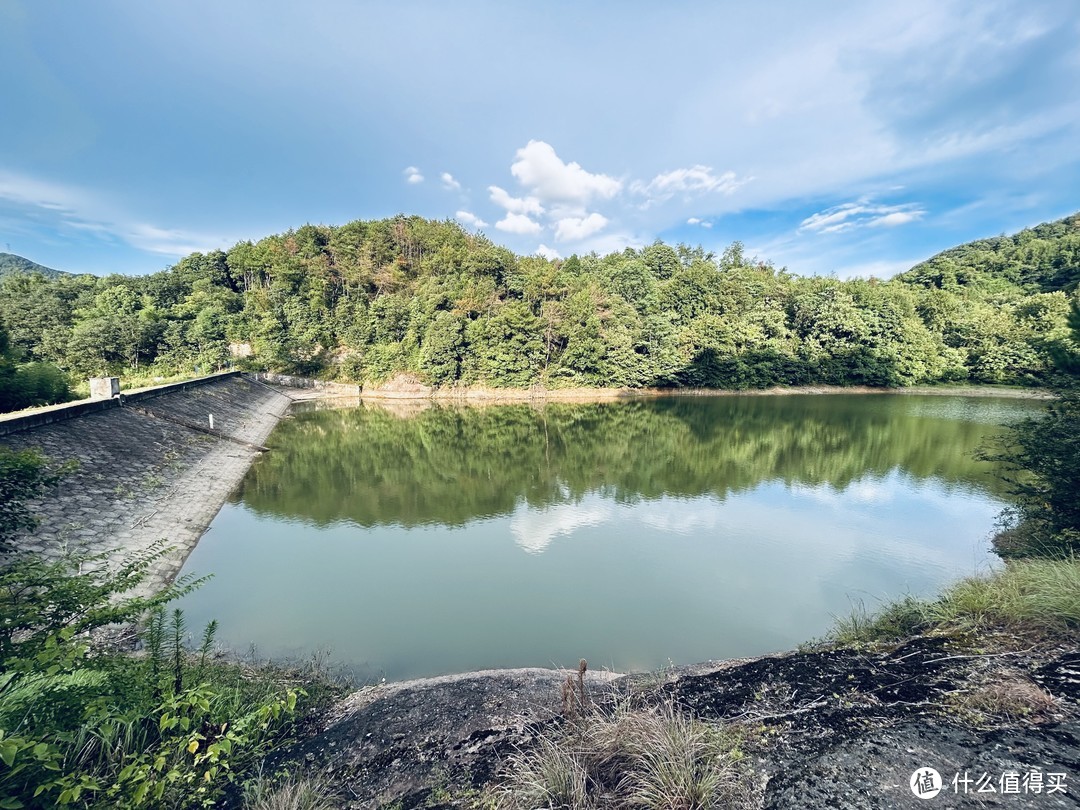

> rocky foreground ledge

[{"left": 272, "top": 637, "right": 1079, "bottom": 809}]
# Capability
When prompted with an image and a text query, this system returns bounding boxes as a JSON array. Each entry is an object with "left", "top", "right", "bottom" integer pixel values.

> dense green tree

[
  {"left": 641, "top": 241, "right": 680, "bottom": 280},
  {"left": 992, "top": 300, "right": 1080, "bottom": 558},
  {"left": 419, "top": 310, "right": 465, "bottom": 385},
  {"left": 0, "top": 272, "right": 95, "bottom": 366},
  {"left": 898, "top": 213, "right": 1080, "bottom": 295},
  {"left": 463, "top": 302, "right": 545, "bottom": 386},
  {"left": 0, "top": 213, "right": 1075, "bottom": 403},
  {"left": 0, "top": 319, "right": 73, "bottom": 411},
  {"left": 65, "top": 283, "right": 164, "bottom": 374}
]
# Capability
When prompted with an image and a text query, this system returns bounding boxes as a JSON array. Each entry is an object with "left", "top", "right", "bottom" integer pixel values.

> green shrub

[
  {"left": 0, "top": 548, "right": 308, "bottom": 808},
  {"left": 0, "top": 359, "right": 73, "bottom": 413}
]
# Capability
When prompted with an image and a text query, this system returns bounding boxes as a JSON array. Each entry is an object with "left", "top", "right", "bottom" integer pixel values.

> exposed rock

[
  {"left": 272, "top": 668, "right": 619, "bottom": 808},
  {"left": 275, "top": 640, "right": 1079, "bottom": 808}
]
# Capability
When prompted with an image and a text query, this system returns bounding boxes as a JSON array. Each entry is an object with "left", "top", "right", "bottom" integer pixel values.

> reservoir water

[{"left": 175, "top": 393, "right": 1039, "bottom": 682}]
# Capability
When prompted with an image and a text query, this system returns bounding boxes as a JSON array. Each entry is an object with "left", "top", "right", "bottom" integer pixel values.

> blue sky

[{"left": 1, "top": 0, "right": 1078, "bottom": 278}]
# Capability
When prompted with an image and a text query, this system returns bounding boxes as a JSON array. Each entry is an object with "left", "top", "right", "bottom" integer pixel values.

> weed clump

[
  {"left": 499, "top": 666, "right": 755, "bottom": 810},
  {"left": 829, "top": 557, "right": 1080, "bottom": 646},
  {"left": 242, "top": 769, "right": 342, "bottom": 810},
  {"left": 948, "top": 673, "right": 1058, "bottom": 727}
]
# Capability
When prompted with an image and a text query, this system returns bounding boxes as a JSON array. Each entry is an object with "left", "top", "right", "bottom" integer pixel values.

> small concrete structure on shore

[{"left": 89, "top": 376, "right": 120, "bottom": 399}]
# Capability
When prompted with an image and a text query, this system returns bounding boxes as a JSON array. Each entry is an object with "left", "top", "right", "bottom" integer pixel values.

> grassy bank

[{"left": 830, "top": 556, "right": 1080, "bottom": 646}]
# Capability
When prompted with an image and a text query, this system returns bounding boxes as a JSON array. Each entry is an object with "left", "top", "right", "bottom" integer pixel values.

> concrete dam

[{"left": 0, "top": 373, "right": 294, "bottom": 594}]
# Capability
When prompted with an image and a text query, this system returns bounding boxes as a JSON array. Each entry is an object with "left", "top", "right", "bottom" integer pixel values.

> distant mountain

[
  {"left": 0, "top": 253, "right": 66, "bottom": 279},
  {"left": 897, "top": 212, "right": 1080, "bottom": 294}
]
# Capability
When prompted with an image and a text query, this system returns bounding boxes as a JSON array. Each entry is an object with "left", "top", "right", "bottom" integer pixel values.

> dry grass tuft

[
  {"left": 952, "top": 673, "right": 1058, "bottom": 726},
  {"left": 499, "top": 697, "right": 753, "bottom": 810},
  {"left": 243, "top": 770, "right": 341, "bottom": 810},
  {"left": 502, "top": 735, "right": 595, "bottom": 810}
]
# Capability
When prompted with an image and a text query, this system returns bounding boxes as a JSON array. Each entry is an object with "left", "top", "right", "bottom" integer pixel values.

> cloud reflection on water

[{"left": 510, "top": 495, "right": 614, "bottom": 553}]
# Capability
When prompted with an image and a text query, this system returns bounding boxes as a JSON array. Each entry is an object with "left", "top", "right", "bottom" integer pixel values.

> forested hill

[
  {"left": 0, "top": 214, "right": 1078, "bottom": 402},
  {"left": 0, "top": 253, "right": 65, "bottom": 279},
  {"left": 897, "top": 213, "right": 1080, "bottom": 295}
]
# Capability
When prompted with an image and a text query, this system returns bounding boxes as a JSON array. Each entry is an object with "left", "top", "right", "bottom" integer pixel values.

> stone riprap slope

[{"left": 0, "top": 376, "right": 292, "bottom": 594}]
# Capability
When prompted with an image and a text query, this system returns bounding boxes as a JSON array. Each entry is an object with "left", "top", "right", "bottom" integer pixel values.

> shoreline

[
  {"left": 249, "top": 369, "right": 1053, "bottom": 403},
  {"left": 147, "top": 381, "right": 297, "bottom": 592},
  {"left": 343, "top": 380, "right": 1052, "bottom": 403},
  {"left": 283, "top": 626, "right": 1079, "bottom": 808}
]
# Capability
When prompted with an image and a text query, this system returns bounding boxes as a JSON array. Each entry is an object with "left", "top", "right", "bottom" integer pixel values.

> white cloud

[
  {"left": 868, "top": 211, "right": 920, "bottom": 227},
  {"left": 495, "top": 212, "right": 542, "bottom": 234},
  {"left": 404, "top": 166, "right": 424, "bottom": 184},
  {"left": 745, "top": 227, "right": 927, "bottom": 280},
  {"left": 800, "top": 200, "right": 925, "bottom": 234},
  {"left": 122, "top": 223, "right": 221, "bottom": 256},
  {"left": 0, "top": 171, "right": 92, "bottom": 213},
  {"left": 554, "top": 212, "right": 608, "bottom": 242},
  {"left": 687, "top": 217, "right": 713, "bottom": 228},
  {"left": 536, "top": 244, "right": 561, "bottom": 260},
  {"left": 455, "top": 210, "right": 487, "bottom": 229},
  {"left": 633, "top": 165, "right": 749, "bottom": 201},
  {"left": 510, "top": 140, "right": 621, "bottom": 204},
  {"left": 801, "top": 206, "right": 858, "bottom": 233},
  {"left": 489, "top": 185, "right": 544, "bottom": 215},
  {"left": 0, "top": 169, "right": 229, "bottom": 257},
  {"left": 440, "top": 172, "right": 461, "bottom": 191}
]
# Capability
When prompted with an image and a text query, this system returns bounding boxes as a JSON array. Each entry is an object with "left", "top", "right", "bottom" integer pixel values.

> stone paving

[{"left": 1, "top": 376, "right": 294, "bottom": 596}]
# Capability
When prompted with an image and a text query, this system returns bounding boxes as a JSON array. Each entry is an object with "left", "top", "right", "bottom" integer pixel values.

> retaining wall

[
  {"left": 0, "top": 371, "right": 247, "bottom": 437},
  {"left": 0, "top": 374, "right": 293, "bottom": 595},
  {"left": 248, "top": 372, "right": 360, "bottom": 396}
]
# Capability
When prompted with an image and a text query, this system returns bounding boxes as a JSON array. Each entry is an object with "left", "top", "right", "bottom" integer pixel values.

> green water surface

[{"left": 176, "top": 394, "right": 1038, "bottom": 681}]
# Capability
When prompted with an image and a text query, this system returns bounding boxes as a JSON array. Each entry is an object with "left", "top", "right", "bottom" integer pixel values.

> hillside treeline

[{"left": 0, "top": 214, "right": 1077, "bottom": 404}]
